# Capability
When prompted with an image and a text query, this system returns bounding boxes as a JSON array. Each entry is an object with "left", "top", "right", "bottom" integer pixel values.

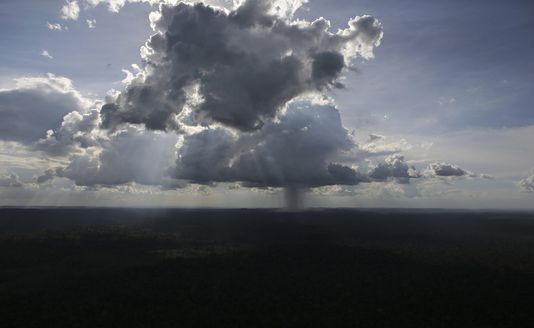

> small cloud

[
  {"left": 368, "top": 154, "right": 420, "bottom": 182},
  {"left": 361, "top": 136, "right": 412, "bottom": 157},
  {"left": 368, "top": 133, "right": 385, "bottom": 142},
  {"left": 420, "top": 141, "right": 433, "bottom": 151},
  {"left": 519, "top": 174, "right": 534, "bottom": 192},
  {"left": 86, "top": 19, "right": 96, "bottom": 29},
  {"left": 60, "top": 0, "right": 80, "bottom": 20},
  {"left": 437, "top": 96, "right": 457, "bottom": 106},
  {"left": 36, "top": 169, "right": 57, "bottom": 184},
  {"left": 0, "top": 173, "right": 23, "bottom": 188},
  {"left": 41, "top": 50, "right": 53, "bottom": 59},
  {"left": 423, "top": 162, "right": 486, "bottom": 179},
  {"left": 47, "top": 22, "right": 68, "bottom": 31}
]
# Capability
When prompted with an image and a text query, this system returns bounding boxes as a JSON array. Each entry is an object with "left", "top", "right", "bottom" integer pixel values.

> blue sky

[
  {"left": 0, "top": 0, "right": 533, "bottom": 208},
  {"left": 304, "top": 0, "right": 534, "bottom": 132}
]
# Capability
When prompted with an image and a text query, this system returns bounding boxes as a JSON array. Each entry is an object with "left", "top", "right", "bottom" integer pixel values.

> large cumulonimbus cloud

[
  {"left": 87, "top": 0, "right": 385, "bottom": 191},
  {"left": 26, "top": 0, "right": 382, "bottom": 190},
  {"left": 100, "top": 0, "right": 383, "bottom": 132},
  {"left": 0, "top": 0, "right": 488, "bottom": 197}
]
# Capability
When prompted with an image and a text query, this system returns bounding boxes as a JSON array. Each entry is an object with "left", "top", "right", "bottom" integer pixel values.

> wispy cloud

[
  {"left": 47, "top": 22, "right": 68, "bottom": 31},
  {"left": 86, "top": 19, "right": 96, "bottom": 29},
  {"left": 41, "top": 50, "right": 53, "bottom": 59}
]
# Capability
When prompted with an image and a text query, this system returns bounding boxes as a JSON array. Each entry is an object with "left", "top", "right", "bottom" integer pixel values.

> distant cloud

[
  {"left": 41, "top": 50, "right": 53, "bottom": 59},
  {"left": 360, "top": 135, "right": 412, "bottom": 158},
  {"left": 60, "top": 1, "right": 80, "bottom": 20},
  {"left": 0, "top": 173, "right": 23, "bottom": 188},
  {"left": 36, "top": 169, "right": 56, "bottom": 184},
  {"left": 86, "top": 19, "right": 96, "bottom": 28},
  {"left": 422, "top": 162, "right": 491, "bottom": 179},
  {"left": 368, "top": 154, "right": 419, "bottom": 182},
  {"left": 365, "top": 157, "right": 491, "bottom": 184},
  {"left": 424, "top": 162, "right": 471, "bottom": 177},
  {"left": 47, "top": 22, "right": 68, "bottom": 31},
  {"left": 519, "top": 174, "right": 534, "bottom": 192}
]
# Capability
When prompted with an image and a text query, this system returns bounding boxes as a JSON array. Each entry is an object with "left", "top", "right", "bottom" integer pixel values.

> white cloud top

[
  {"left": 60, "top": 1, "right": 80, "bottom": 20},
  {"left": 41, "top": 50, "right": 53, "bottom": 59}
]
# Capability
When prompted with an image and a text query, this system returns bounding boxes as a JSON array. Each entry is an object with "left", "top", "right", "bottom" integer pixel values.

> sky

[{"left": 0, "top": 0, "right": 533, "bottom": 208}]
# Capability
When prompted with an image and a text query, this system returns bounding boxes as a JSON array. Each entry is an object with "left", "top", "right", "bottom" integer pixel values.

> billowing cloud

[
  {"left": 36, "top": 101, "right": 373, "bottom": 190},
  {"left": 0, "top": 74, "right": 91, "bottom": 145},
  {"left": 368, "top": 154, "right": 419, "bottom": 182},
  {"left": 174, "top": 103, "right": 367, "bottom": 187},
  {"left": 518, "top": 174, "right": 534, "bottom": 192},
  {"left": 24, "top": 0, "right": 491, "bottom": 199},
  {"left": 56, "top": 126, "right": 180, "bottom": 187},
  {"left": 60, "top": 1, "right": 80, "bottom": 20},
  {"left": 0, "top": 173, "right": 23, "bottom": 188},
  {"left": 39, "top": 0, "right": 384, "bottom": 191},
  {"left": 35, "top": 109, "right": 102, "bottom": 156},
  {"left": 355, "top": 155, "right": 488, "bottom": 186},
  {"left": 100, "top": 0, "right": 383, "bottom": 132}
]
